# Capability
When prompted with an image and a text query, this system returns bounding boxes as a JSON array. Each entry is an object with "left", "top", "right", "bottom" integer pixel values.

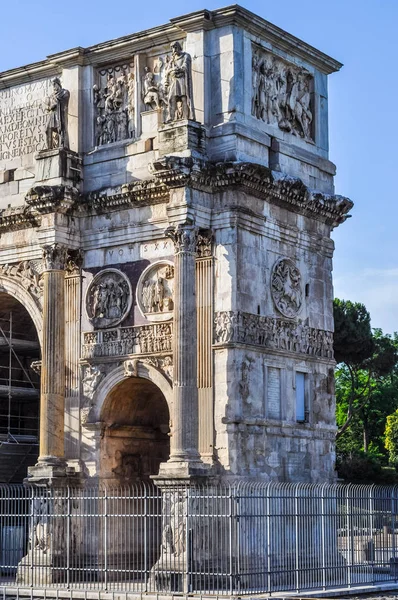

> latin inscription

[{"left": 0, "top": 79, "right": 52, "bottom": 162}]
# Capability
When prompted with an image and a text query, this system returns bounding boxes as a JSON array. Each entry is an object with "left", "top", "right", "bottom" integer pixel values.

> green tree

[
  {"left": 333, "top": 300, "right": 398, "bottom": 450},
  {"left": 385, "top": 410, "right": 398, "bottom": 465}
]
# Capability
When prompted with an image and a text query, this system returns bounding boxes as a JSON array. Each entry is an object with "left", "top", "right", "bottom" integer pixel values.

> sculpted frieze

[
  {"left": 214, "top": 310, "right": 334, "bottom": 359},
  {"left": 137, "top": 261, "right": 174, "bottom": 322},
  {"left": 86, "top": 269, "right": 132, "bottom": 329},
  {"left": 271, "top": 258, "right": 303, "bottom": 318},
  {"left": 93, "top": 61, "right": 135, "bottom": 146},
  {"left": 252, "top": 46, "right": 313, "bottom": 141},
  {"left": 0, "top": 260, "right": 44, "bottom": 306},
  {"left": 82, "top": 322, "right": 173, "bottom": 359}
]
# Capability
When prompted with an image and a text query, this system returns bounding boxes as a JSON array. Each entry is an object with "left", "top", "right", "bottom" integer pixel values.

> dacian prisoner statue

[
  {"left": 164, "top": 41, "right": 195, "bottom": 121},
  {"left": 45, "top": 77, "right": 70, "bottom": 150}
]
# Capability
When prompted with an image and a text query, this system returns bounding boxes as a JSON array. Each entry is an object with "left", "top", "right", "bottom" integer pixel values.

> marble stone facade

[{"left": 0, "top": 5, "right": 352, "bottom": 485}]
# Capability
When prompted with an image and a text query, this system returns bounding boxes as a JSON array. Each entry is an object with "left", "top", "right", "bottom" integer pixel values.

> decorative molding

[
  {"left": 0, "top": 260, "right": 44, "bottom": 306},
  {"left": 66, "top": 249, "right": 84, "bottom": 276},
  {"left": 165, "top": 224, "right": 198, "bottom": 254},
  {"left": 151, "top": 159, "right": 353, "bottom": 226},
  {"left": 86, "top": 179, "right": 169, "bottom": 212},
  {"left": 25, "top": 185, "right": 79, "bottom": 215},
  {"left": 214, "top": 310, "right": 334, "bottom": 359},
  {"left": 42, "top": 243, "right": 69, "bottom": 271},
  {"left": 86, "top": 269, "right": 132, "bottom": 329},
  {"left": 82, "top": 322, "right": 173, "bottom": 359},
  {"left": 124, "top": 355, "right": 173, "bottom": 382},
  {"left": 271, "top": 258, "right": 302, "bottom": 318},
  {"left": 0, "top": 206, "right": 40, "bottom": 233},
  {"left": 196, "top": 230, "right": 213, "bottom": 259}
]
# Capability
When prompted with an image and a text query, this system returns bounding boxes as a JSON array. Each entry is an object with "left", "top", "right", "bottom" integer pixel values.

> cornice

[
  {"left": 150, "top": 157, "right": 353, "bottom": 227},
  {"left": 209, "top": 5, "right": 342, "bottom": 74},
  {"left": 85, "top": 178, "right": 169, "bottom": 213},
  {"left": 0, "top": 4, "right": 341, "bottom": 89}
]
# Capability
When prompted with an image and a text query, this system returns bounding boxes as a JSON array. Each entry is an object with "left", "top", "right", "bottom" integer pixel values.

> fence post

[
  {"left": 103, "top": 488, "right": 108, "bottom": 591},
  {"left": 321, "top": 484, "right": 326, "bottom": 590},
  {"left": 66, "top": 487, "right": 70, "bottom": 588}
]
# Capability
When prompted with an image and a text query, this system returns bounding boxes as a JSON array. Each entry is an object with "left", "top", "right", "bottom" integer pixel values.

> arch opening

[
  {"left": 100, "top": 376, "right": 170, "bottom": 484},
  {"left": 0, "top": 292, "right": 41, "bottom": 483}
]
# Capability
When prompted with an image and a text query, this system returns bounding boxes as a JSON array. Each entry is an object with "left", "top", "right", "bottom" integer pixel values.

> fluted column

[
  {"left": 38, "top": 243, "right": 68, "bottom": 464},
  {"left": 163, "top": 224, "right": 203, "bottom": 471},
  {"left": 196, "top": 231, "right": 214, "bottom": 462}
]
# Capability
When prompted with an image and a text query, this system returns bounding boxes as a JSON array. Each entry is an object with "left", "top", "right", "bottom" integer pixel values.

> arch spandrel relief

[
  {"left": 271, "top": 258, "right": 303, "bottom": 319},
  {"left": 86, "top": 268, "right": 132, "bottom": 329},
  {"left": 137, "top": 261, "right": 174, "bottom": 322}
]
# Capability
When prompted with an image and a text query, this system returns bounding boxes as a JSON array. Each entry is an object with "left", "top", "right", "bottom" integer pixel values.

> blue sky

[{"left": 0, "top": 1, "right": 396, "bottom": 333}]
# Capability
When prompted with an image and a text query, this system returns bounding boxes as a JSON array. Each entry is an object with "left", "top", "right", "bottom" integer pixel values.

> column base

[
  {"left": 26, "top": 457, "right": 76, "bottom": 486},
  {"left": 155, "top": 458, "right": 213, "bottom": 482}
]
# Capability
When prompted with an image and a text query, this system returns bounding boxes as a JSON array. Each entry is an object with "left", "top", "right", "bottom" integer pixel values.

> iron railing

[{"left": 1, "top": 482, "right": 398, "bottom": 595}]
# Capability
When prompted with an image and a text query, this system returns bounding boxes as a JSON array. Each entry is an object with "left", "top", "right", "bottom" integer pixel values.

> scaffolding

[{"left": 0, "top": 312, "right": 40, "bottom": 483}]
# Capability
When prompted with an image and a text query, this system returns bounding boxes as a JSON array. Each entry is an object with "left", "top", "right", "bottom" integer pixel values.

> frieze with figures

[
  {"left": 86, "top": 269, "right": 132, "bottom": 329},
  {"left": 82, "top": 322, "right": 173, "bottom": 359},
  {"left": 214, "top": 311, "right": 333, "bottom": 359},
  {"left": 137, "top": 261, "right": 174, "bottom": 322},
  {"left": 252, "top": 45, "right": 313, "bottom": 141}
]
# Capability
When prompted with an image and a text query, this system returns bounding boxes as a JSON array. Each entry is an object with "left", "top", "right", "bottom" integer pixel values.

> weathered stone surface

[{"left": 0, "top": 5, "right": 352, "bottom": 487}]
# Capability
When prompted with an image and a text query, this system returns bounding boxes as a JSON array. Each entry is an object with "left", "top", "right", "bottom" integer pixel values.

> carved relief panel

[
  {"left": 252, "top": 45, "right": 314, "bottom": 141},
  {"left": 141, "top": 41, "right": 195, "bottom": 123},
  {"left": 93, "top": 61, "right": 135, "bottom": 146},
  {"left": 136, "top": 261, "right": 174, "bottom": 322},
  {"left": 271, "top": 258, "right": 303, "bottom": 318},
  {"left": 86, "top": 269, "right": 132, "bottom": 329}
]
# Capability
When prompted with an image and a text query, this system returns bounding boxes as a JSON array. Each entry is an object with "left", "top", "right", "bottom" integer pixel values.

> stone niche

[{"left": 251, "top": 44, "right": 314, "bottom": 141}]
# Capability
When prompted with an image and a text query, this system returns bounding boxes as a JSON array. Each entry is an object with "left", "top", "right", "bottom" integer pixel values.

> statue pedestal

[
  {"left": 35, "top": 148, "right": 82, "bottom": 188},
  {"left": 158, "top": 120, "right": 205, "bottom": 159}
]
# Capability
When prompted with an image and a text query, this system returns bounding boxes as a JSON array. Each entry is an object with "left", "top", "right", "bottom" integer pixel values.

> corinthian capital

[
  {"left": 165, "top": 224, "right": 198, "bottom": 255},
  {"left": 42, "top": 243, "right": 69, "bottom": 271}
]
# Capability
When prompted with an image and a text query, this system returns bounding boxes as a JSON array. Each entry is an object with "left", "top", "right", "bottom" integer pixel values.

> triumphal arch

[{"left": 0, "top": 5, "right": 352, "bottom": 486}]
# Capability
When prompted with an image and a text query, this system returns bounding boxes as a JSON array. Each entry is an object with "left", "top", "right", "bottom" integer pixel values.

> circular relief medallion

[
  {"left": 271, "top": 258, "right": 303, "bottom": 318},
  {"left": 137, "top": 261, "right": 174, "bottom": 322},
  {"left": 86, "top": 269, "right": 132, "bottom": 329}
]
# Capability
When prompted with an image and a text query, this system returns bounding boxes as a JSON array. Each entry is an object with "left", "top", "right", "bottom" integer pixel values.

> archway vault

[
  {"left": 88, "top": 360, "right": 173, "bottom": 425},
  {"left": 91, "top": 361, "right": 172, "bottom": 484},
  {"left": 0, "top": 277, "right": 43, "bottom": 346}
]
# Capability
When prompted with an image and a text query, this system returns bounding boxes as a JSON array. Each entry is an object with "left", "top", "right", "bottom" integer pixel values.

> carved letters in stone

[
  {"left": 0, "top": 260, "right": 44, "bottom": 305},
  {"left": 86, "top": 269, "right": 132, "bottom": 329},
  {"left": 44, "top": 78, "right": 70, "bottom": 150},
  {"left": 214, "top": 310, "right": 334, "bottom": 359},
  {"left": 252, "top": 46, "right": 313, "bottom": 140},
  {"left": 137, "top": 262, "right": 174, "bottom": 322},
  {"left": 271, "top": 258, "right": 303, "bottom": 318},
  {"left": 93, "top": 62, "right": 135, "bottom": 146}
]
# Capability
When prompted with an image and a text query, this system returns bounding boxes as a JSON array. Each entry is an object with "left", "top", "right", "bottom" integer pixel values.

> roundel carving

[
  {"left": 137, "top": 261, "right": 174, "bottom": 322},
  {"left": 271, "top": 258, "right": 303, "bottom": 318},
  {"left": 86, "top": 269, "right": 132, "bottom": 329}
]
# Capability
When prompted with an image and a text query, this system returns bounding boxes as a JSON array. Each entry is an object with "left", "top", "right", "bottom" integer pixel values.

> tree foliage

[{"left": 333, "top": 299, "right": 398, "bottom": 469}]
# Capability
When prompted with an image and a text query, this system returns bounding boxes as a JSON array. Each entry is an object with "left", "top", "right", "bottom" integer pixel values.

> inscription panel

[{"left": 0, "top": 79, "right": 52, "bottom": 164}]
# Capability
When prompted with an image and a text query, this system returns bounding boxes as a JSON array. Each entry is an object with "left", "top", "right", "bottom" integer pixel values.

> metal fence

[{"left": 1, "top": 482, "right": 398, "bottom": 595}]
